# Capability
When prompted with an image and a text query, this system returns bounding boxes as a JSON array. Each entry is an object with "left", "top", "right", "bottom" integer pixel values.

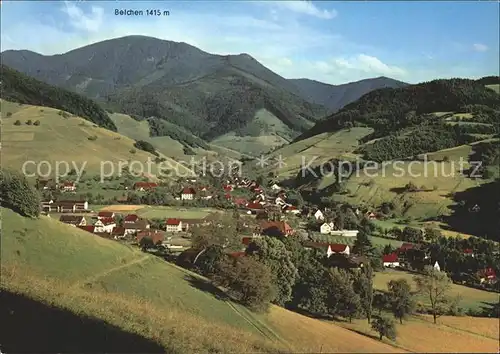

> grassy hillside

[
  {"left": 1, "top": 100, "right": 194, "bottom": 177},
  {"left": 2, "top": 206, "right": 404, "bottom": 353},
  {"left": 1, "top": 65, "right": 116, "bottom": 131}
]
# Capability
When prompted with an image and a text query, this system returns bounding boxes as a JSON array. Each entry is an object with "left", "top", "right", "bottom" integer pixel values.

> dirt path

[{"left": 72, "top": 255, "right": 150, "bottom": 289}]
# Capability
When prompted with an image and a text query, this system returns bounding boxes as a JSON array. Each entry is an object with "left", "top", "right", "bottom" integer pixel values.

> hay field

[
  {"left": 338, "top": 316, "right": 498, "bottom": 353},
  {"left": 135, "top": 205, "right": 216, "bottom": 219},
  {"left": 99, "top": 204, "right": 145, "bottom": 212}
]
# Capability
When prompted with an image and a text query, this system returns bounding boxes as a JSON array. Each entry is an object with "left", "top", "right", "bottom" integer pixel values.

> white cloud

[
  {"left": 472, "top": 43, "right": 488, "bottom": 52},
  {"left": 62, "top": 1, "right": 104, "bottom": 32},
  {"left": 264, "top": 1, "right": 337, "bottom": 19}
]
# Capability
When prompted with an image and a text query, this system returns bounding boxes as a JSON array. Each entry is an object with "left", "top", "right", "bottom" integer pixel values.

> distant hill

[
  {"left": 296, "top": 77, "right": 500, "bottom": 142},
  {"left": 1, "top": 65, "right": 116, "bottom": 131},
  {"left": 289, "top": 76, "right": 408, "bottom": 112},
  {"left": 1, "top": 36, "right": 329, "bottom": 154}
]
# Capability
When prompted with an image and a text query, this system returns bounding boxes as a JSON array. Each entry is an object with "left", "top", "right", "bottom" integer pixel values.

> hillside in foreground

[
  {"left": 1, "top": 207, "right": 403, "bottom": 353},
  {"left": 3, "top": 206, "right": 498, "bottom": 353},
  {"left": 0, "top": 99, "right": 194, "bottom": 177}
]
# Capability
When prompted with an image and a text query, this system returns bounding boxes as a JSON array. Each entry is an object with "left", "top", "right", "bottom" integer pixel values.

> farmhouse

[
  {"left": 94, "top": 217, "right": 116, "bottom": 233},
  {"left": 166, "top": 218, "right": 183, "bottom": 232},
  {"left": 111, "top": 226, "right": 126, "bottom": 238},
  {"left": 320, "top": 222, "right": 335, "bottom": 234},
  {"left": 283, "top": 205, "right": 301, "bottom": 215},
  {"left": 124, "top": 214, "right": 140, "bottom": 223},
  {"left": 97, "top": 211, "right": 115, "bottom": 219},
  {"left": 259, "top": 220, "right": 294, "bottom": 237},
  {"left": 137, "top": 230, "right": 165, "bottom": 245},
  {"left": 60, "top": 181, "right": 76, "bottom": 192},
  {"left": 133, "top": 182, "right": 158, "bottom": 191},
  {"left": 59, "top": 215, "right": 86, "bottom": 227},
  {"left": 124, "top": 219, "right": 150, "bottom": 235},
  {"left": 181, "top": 187, "right": 196, "bottom": 200},
  {"left": 477, "top": 267, "right": 497, "bottom": 284},
  {"left": 327, "top": 244, "right": 350, "bottom": 257},
  {"left": 42, "top": 200, "right": 89, "bottom": 213},
  {"left": 382, "top": 253, "right": 400, "bottom": 268}
]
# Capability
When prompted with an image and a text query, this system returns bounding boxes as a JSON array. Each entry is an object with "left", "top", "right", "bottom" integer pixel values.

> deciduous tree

[
  {"left": 414, "top": 265, "right": 452, "bottom": 323},
  {"left": 387, "top": 279, "right": 415, "bottom": 324}
]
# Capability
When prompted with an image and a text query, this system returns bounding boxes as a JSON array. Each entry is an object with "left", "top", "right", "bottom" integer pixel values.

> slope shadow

[
  {"left": 183, "top": 274, "right": 230, "bottom": 301},
  {"left": 0, "top": 290, "right": 166, "bottom": 353}
]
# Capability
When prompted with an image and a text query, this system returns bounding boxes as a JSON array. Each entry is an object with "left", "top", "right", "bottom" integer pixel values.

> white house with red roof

[
  {"left": 382, "top": 253, "right": 400, "bottom": 268},
  {"left": 124, "top": 214, "right": 140, "bottom": 223},
  {"left": 94, "top": 217, "right": 116, "bottom": 233},
  {"left": 166, "top": 218, "right": 183, "bottom": 232},
  {"left": 181, "top": 187, "right": 196, "bottom": 200},
  {"left": 97, "top": 211, "right": 115, "bottom": 219},
  {"left": 326, "top": 244, "right": 350, "bottom": 257},
  {"left": 60, "top": 181, "right": 76, "bottom": 192}
]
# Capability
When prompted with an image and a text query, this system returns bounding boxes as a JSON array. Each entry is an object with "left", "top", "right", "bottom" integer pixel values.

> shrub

[
  {"left": 13, "top": 120, "right": 21, "bottom": 125},
  {"left": 33, "top": 120, "right": 40, "bottom": 126},
  {"left": 404, "top": 181, "right": 419, "bottom": 192},
  {"left": 25, "top": 120, "right": 33, "bottom": 125},
  {"left": 134, "top": 140, "right": 158, "bottom": 156},
  {"left": 87, "top": 135, "right": 98, "bottom": 141},
  {"left": 58, "top": 110, "right": 70, "bottom": 118},
  {"left": 0, "top": 169, "right": 40, "bottom": 217},
  {"left": 6, "top": 112, "right": 12, "bottom": 117},
  {"left": 130, "top": 149, "right": 136, "bottom": 154}
]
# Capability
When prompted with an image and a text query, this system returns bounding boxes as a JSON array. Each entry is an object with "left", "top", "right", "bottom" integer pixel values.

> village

[{"left": 37, "top": 172, "right": 499, "bottom": 290}]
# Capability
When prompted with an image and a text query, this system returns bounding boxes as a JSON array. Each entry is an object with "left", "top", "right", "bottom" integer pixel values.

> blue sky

[{"left": 1, "top": 1, "right": 498, "bottom": 84}]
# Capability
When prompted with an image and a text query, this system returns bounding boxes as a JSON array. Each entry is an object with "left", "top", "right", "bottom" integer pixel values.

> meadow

[
  {"left": 2, "top": 206, "right": 402, "bottom": 353},
  {"left": 373, "top": 269, "right": 499, "bottom": 312},
  {"left": 0, "top": 100, "right": 194, "bottom": 178}
]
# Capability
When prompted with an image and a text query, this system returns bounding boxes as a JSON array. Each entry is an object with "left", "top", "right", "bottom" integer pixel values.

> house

[
  {"left": 270, "top": 183, "right": 281, "bottom": 191},
  {"left": 275, "top": 196, "right": 287, "bottom": 206},
  {"left": 314, "top": 210, "right": 325, "bottom": 221},
  {"left": 283, "top": 205, "right": 301, "bottom": 215},
  {"left": 77, "top": 225, "right": 95, "bottom": 233},
  {"left": 42, "top": 200, "right": 89, "bottom": 213},
  {"left": 223, "top": 184, "right": 234, "bottom": 192},
  {"left": 179, "top": 218, "right": 209, "bottom": 231},
  {"left": 259, "top": 220, "right": 294, "bottom": 237},
  {"left": 94, "top": 217, "right": 116, "bottom": 233},
  {"left": 124, "top": 214, "right": 140, "bottom": 224},
  {"left": 59, "top": 215, "right": 86, "bottom": 227},
  {"left": 124, "top": 218, "right": 150, "bottom": 235},
  {"left": 477, "top": 267, "right": 497, "bottom": 284},
  {"left": 133, "top": 182, "right": 158, "bottom": 191},
  {"left": 181, "top": 187, "right": 196, "bottom": 200},
  {"left": 397, "top": 243, "right": 416, "bottom": 253},
  {"left": 97, "top": 211, "right": 115, "bottom": 219},
  {"left": 60, "top": 181, "right": 76, "bottom": 192},
  {"left": 246, "top": 202, "right": 264, "bottom": 213},
  {"left": 166, "top": 218, "right": 183, "bottom": 232},
  {"left": 383, "top": 253, "right": 400, "bottom": 268},
  {"left": 320, "top": 222, "right": 335, "bottom": 234},
  {"left": 327, "top": 244, "right": 350, "bottom": 257},
  {"left": 330, "top": 230, "right": 359, "bottom": 237},
  {"left": 463, "top": 248, "right": 475, "bottom": 257},
  {"left": 137, "top": 230, "right": 165, "bottom": 245},
  {"left": 111, "top": 226, "right": 126, "bottom": 238}
]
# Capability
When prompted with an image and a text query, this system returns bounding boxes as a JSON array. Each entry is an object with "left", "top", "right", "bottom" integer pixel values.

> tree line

[{"left": 1, "top": 65, "right": 117, "bottom": 131}]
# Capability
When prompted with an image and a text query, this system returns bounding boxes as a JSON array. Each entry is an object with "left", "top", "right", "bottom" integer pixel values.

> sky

[{"left": 1, "top": 1, "right": 498, "bottom": 85}]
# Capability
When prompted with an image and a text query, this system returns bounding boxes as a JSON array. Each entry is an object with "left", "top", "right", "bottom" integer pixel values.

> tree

[
  {"left": 328, "top": 268, "right": 362, "bottom": 322},
  {"left": 139, "top": 237, "right": 154, "bottom": 251},
  {"left": 383, "top": 244, "right": 395, "bottom": 255},
  {"left": 354, "top": 264, "right": 374, "bottom": 323},
  {"left": 401, "top": 226, "right": 424, "bottom": 243},
  {"left": 424, "top": 227, "right": 442, "bottom": 243},
  {"left": 14, "top": 119, "right": 21, "bottom": 125},
  {"left": 33, "top": 120, "right": 41, "bottom": 126},
  {"left": 0, "top": 169, "right": 40, "bottom": 217},
  {"left": 195, "top": 244, "right": 225, "bottom": 277},
  {"left": 6, "top": 112, "right": 12, "bottom": 117},
  {"left": 191, "top": 214, "right": 239, "bottom": 250},
  {"left": 246, "top": 237, "right": 298, "bottom": 306},
  {"left": 387, "top": 279, "right": 415, "bottom": 324},
  {"left": 371, "top": 316, "right": 397, "bottom": 341},
  {"left": 414, "top": 265, "right": 452, "bottom": 323},
  {"left": 25, "top": 119, "right": 33, "bottom": 125},
  {"left": 217, "top": 256, "right": 276, "bottom": 312},
  {"left": 373, "top": 292, "right": 390, "bottom": 315}
]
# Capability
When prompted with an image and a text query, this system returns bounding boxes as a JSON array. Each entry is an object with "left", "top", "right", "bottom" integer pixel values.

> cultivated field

[
  {"left": 2, "top": 206, "right": 401, "bottom": 353},
  {"left": 0, "top": 100, "right": 194, "bottom": 177},
  {"left": 99, "top": 204, "right": 145, "bottom": 212},
  {"left": 134, "top": 205, "right": 217, "bottom": 219},
  {"left": 373, "top": 269, "right": 499, "bottom": 312}
]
